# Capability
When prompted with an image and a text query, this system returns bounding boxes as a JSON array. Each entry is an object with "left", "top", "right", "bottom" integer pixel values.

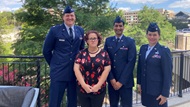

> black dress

[{"left": 75, "top": 48, "right": 111, "bottom": 95}]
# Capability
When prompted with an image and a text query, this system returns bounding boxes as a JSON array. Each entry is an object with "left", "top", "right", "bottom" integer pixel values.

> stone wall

[{"left": 176, "top": 33, "right": 190, "bottom": 50}]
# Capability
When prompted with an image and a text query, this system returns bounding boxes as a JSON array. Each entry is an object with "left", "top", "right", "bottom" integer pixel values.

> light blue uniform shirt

[
  {"left": 64, "top": 23, "right": 75, "bottom": 39},
  {"left": 145, "top": 45, "right": 155, "bottom": 59}
]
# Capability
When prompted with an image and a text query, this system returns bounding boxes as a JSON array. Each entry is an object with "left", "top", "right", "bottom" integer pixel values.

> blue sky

[
  {"left": 0, "top": 0, "right": 190, "bottom": 13},
  {"left": 110, "top": 0, "right": 190, "bottom": 13},
  {"left": 0, "top": 0, "right": 22, "bottom": 12}
]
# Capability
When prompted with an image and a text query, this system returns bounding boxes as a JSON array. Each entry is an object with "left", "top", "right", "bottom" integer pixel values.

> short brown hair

[{"left": 84, "top": 30, "right": 102, "bottom": 46}]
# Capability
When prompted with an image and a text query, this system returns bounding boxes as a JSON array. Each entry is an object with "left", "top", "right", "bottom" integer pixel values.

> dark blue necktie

[
  {"left": 69, "top": 28, "right": 73, "bottom": 42},
  {"left": 116, "top": 38, "right": 120, "bottom": 46}
]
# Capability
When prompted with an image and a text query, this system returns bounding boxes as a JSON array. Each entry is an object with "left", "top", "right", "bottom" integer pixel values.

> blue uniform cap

[
  {"left": 146, "top": 22, "right": 160, "bottom": 35},
  {"left": 63, "top": 6, "right": 74, "bottom": 14},
  {"left": 114, "top": 16, "right": 125, "bottom": 25}
]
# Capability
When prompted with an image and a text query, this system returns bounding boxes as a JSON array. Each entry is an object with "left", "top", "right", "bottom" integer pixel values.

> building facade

[
  {"left": 175, "top": 11, "right": 190, "bottom": 23},
  {"left": 124, "top": 8, "right": 175, "bottom": 25}
]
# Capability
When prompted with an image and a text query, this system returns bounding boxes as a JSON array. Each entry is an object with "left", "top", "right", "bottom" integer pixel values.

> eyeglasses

[{"left": 88, "top": 38, "right": 98, "bottom": 41}]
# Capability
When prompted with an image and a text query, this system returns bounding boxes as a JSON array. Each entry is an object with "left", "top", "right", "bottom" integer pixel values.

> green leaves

[
  {"left": 11, "top": 0, "right": 118, "bottom": 55},
  {"left": 11, "top": 25, "right": 48, "bottom": 55},
  {"left": 0, "top": 12, "right": 15, "bottom": 35},
  {"left": 75, "top": 0, "right": 117, "bottom": 35},
  {"left": 126, "top": 5, "right": 176, "bottom": 51},
  {"left": 0, "top": 12, "right": 15, "bottom": 55}
]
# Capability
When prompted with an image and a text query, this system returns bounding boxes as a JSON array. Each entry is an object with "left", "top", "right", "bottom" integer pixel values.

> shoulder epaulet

[
  {"left": 77, "top": 25, "right": 82, "bottom": 28},
  {"left": 52, "top": 24, "right": 61, "bottom": 28},
  {"left": 161, "top": 45, "right": 169, "bottom": 49},
  {"left": 161, "top": 46, "right": 171, "bottom": 52}
]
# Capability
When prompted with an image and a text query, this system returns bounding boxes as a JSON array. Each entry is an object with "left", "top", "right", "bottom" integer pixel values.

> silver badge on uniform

[
  {"left": 155, "top": 51, "right": 159, "bottom": 54},
  {"left": 79, "top": 36, "right": 83, "bottom": 40},
  {"left": 59, "top": 39, "right": 65, "bottom": 41}
]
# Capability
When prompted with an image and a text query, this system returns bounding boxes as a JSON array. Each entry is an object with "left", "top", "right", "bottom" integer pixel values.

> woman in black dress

[{"left": 74, "top": 30, "right": 111, "bottom": 107}]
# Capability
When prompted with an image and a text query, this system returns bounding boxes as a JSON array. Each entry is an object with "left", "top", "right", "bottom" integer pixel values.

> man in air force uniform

[{"left": 43, "top": 6, "right": 85, "bottom": 107}]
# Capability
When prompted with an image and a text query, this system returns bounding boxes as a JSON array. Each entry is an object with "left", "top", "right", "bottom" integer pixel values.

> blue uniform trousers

[
  {"left": 108, "top": 84, "right": 132, "bottom": 107},
  {"left": 49, "top": 80, "right": 77, "bottom": 107},
  {"left": 141, "top": 92, "right": 168, "bottom": 107}
]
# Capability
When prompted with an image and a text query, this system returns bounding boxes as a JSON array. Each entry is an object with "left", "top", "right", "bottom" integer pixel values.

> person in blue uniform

[
  {"left": 104, "top": 16, "right": 137, "bottom": 107},
  {"left": 137, "top": 22, "right": 172, "bottom": 107},
  {"left": 42, "top": 6, "right": 85, "bottom": 107}
]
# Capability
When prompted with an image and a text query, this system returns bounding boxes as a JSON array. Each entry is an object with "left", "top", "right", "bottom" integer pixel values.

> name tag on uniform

[
  {"left": 120, "top": 47, "right": 128, "bottom": 50},
  {"left": 108, "top": 47, "right": 112, "bottom": 49},
  {"left": 59, "top": 39, "right": 65, "bottom": 42}
]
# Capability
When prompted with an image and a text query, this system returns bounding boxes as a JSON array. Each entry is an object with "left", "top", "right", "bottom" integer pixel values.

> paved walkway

[
  {"left": 133, "top": 91, "right": 190, "bottom": 107},
  {"left": 169, "top": 92, "right": 190, "bottom": 107}
]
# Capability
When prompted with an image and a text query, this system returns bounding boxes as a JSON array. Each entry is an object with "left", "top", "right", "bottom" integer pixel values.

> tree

[
  {"left": 0, "top": 36, "right": 5, "bottom": 54},
  {"left": 0, "top": 12, "right": 15, "bottom": 35},
  {"left": 12, "top": 0, "right": 117, "bottom": 55},
  {"left": 74, "top": 0, "right": 117, "bottom": 34},
  {"left": 0, "top": 12, "right": 15, "bottom": 55},
  {"left": 125, "top": 6, "right": 176, "bottom": 50},
  {"left": 12, "top": 0, "right": 62, "bottom": 55}
]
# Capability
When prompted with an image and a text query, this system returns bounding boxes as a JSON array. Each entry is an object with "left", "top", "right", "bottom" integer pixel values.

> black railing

[
  {"left": 0, "top": 50, "right": 190, "bottom": 107},
  {"left": 170, "top": 50, "right": 190, "bottom": 97}
]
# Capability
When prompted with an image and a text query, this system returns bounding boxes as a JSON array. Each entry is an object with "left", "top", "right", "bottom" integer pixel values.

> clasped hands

[
  {"left": 81, "top": 84, "right": 101, "bottom": 93},
  {"left": 110, "top": 79, "right": 122, "bottom": 90}
]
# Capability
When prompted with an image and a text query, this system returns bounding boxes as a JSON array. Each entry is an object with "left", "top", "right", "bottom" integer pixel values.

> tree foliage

[
  {"left": 0, "top": 37, "right": 5, "bottom": 54},
  {"left": 0, "top": 12, "right": 15, "bottom": 55},
  {"left": 12, "top": 0, "right": 117, "bottom": 55},
  {"left": 126, "top": 6, "right": 176, "bottom": 50},
  {"left": 0, "top": 12, "right": 15, "bottom": 35},
  {"left": 74, "top": 0, "right": 117, "bottom": 33}
]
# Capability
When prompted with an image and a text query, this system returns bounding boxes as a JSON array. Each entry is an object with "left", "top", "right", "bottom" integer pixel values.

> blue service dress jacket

[
  {"left": 43, "top": 23, "right": 85, "bottom": 81},
  {"left": 137, "top": 43, "right": 172, "bottom": 97},
  {"left": 104, "top": 35, "right": 137, "bottom": 88}
]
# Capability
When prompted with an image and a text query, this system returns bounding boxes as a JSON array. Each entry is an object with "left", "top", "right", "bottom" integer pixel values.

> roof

[{"left": 175, "top": 11, "right": 190, "bottom": 16}]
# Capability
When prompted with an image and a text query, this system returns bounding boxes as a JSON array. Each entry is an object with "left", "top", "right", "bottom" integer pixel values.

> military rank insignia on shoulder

[{"left": 162, "top": 46, "right": 169, "bottom": 49}]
